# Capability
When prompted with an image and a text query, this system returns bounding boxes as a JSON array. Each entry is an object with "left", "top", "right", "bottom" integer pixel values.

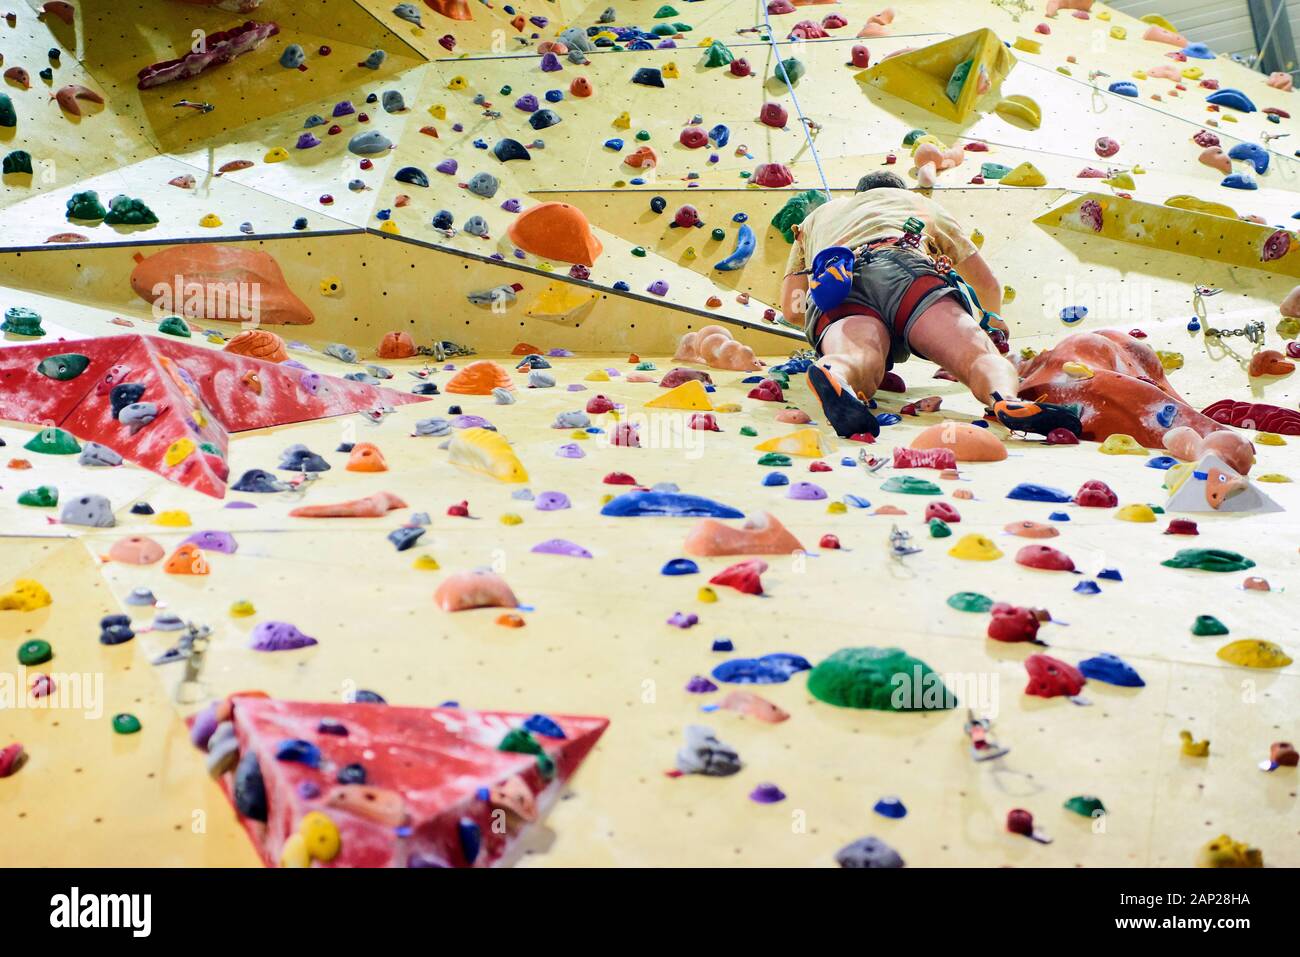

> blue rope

[{"left": 759, "top": 4, "right": 833, "bottom": 200}]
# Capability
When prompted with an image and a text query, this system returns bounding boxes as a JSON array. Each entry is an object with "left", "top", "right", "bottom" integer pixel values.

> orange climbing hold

[
  {"left": 289, "top": 492, "right": 407, "bottom": 518},
  {"left": 507, "top": 202, "right": 604, "bottom": 267},
  {"left": 377, "top": 331, "right": 417, "bottom": 359},
  {"left": 570, "top": 76, "right": 594, "bottom": 97},
  {"left": 512, "top": 342, "right": 542, "bottom": 355},
  {"left": 346, "top": 442, "right": 388, "bottom": 472},
  {"left": 682, "top": 513, "right": 804, "bottom": 557},
  {"left": 434, "top": 570, "right": 519, "bottom": 612},
  {"left": 445, "top": 360, "right": 515, "bottom": 395},
  {"left": 224, "top": 329, "right": 288, "bottom": 362},
  {"left": 624, "top": 146, "right": 658, "bottom": 169},
  {"left": 106, "top": 535, "right": 165, "bottom": 565},
  {"left": 427, "top": 0, "right": 472, "bottom": 20},
  {"left": 164, "top": 543, "right": 209, "bottom": 575}
]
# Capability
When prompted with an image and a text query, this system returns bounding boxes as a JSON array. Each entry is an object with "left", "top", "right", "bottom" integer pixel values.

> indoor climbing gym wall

[{"left": 0, "top": 0, "right": 1297, "bottom": 872}]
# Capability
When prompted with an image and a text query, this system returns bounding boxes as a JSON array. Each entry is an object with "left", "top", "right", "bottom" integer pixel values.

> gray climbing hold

[
  {"left": 553, "top": 410, "right": 590, "bottom": 429},
  {"left": 493, "top": 138, "right": 531, "bottom": 162},
  {"left": 325, "top": 342, "right": 358, "bottom": 363},
  {"left": 414, "top": 417, "right": 452, "bottom": 437},
  {"left": 366, "top": 365, "right": 393, "bottom": 379},
  {"left": 118, "top": 402, "right": 158, "bottom": 431},
  {"left": 231, "top": 469, "right": 289, "bottom": 493},
  {"left": 278, "top": 444, "right": 330, "bottom": 472},
  {"left": 343, "top": 372, "right": 382, "bottom": 385},
  {"left": 559, "top": 27, "right": 593, "bottom": 52},
  {"left": 125, "top": 587, "right": 156, "bottom": 606},
  {"left": 466, "top": 172, "right": 499, "bottom": 198},
  {"left": 152, "top": 611, "right": 186, "bottom": 632},
  {"left": 280, "top": 44, "right": 306, "bottom": 69},
  {"left": 567, "top": 48, "right": 587, "bottom": 65},
  {"left": 393, "top": 3, "right": 422, "bottom": 27},
  {"left": 387, "top": 526, "right": 425, "bottom": 551},
  {"left": 675, "top": 725, "right": 741, "bottom": 776},
  {"left": 206, "top": 722, "right": 240, "bottom": 776},
  {"left": 78, "top": 442, "right": 122, "bottom": 467},
  {"left": 492, "top": 387, "right": 516, "bottom": 405},
  {"left": 528, "top": 370, "right": 555, "bottom": 388},
  {"left": 381, "top": 89, "right": 406, "bottom": 113},
  {"left": 463, "top": 215, "right": 490, "bottom": 237},
  {"left": 348, "top": 130, "right": 393, "bottom": 155},
  {"left": 835, "top": 836, "right": 905, "bottom": 869},
  {"left": 361, "top": 50, "right": 386, "bottom": 70},
  {"left": 409, "top": 512, "right": 431, "bottom": 526},
  {"left": 467, "top": 285, "right": 516, "bottom": 306},
  {"left": 529, "top": 109, "right": 561, "bottom": 130},
  {"left": 60, "top": 493, "right": 115, "bottom": 528},
  {"left": 598, "top": 7, "right": 616, "bottom": 23}
]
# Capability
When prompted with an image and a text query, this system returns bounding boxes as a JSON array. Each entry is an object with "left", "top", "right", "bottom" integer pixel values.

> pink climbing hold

[
  {"left": 987, "top": 603, "right": 1041, "bottom": 644},
  {"left": 1015, "top": 544, "right": 1076, "bottom": 572},
  {"left": 610, "top": 423, "right": 641, "bottom": 447},
  {"left": 673, "top": 205, "right": 701, "bottom": 228},
  {"left": 753, "top": 163, "right": 795, "bottom": 188},
  {"left": 892, "top": 447, "right": 957, "bottom": 470},
  {"left": 1024, "top": 654, "right": 1086, "bottom": 698},
  {"left": 789, "top": 19, "right": 829, "bottom": 40},
  {"left": 747, "top": 379, "right": 784, "bottom": 402},
  {"left": 925, "top": 501, "right": 960, "bottom": 523},
  {"left": 759, "top": 102, "right": 789, "bottom": 128},
  {"left": 823, "top": 14, "right": 848, "bottom": 29},
  {"left": 767, "top": 0, "right": 794, "bottom": 13},
  {"left": 710, "top": 559, "right": 767, "bottom": 596},
  {"left": 689, "top": 413, "right": 720, "bottom": 431},
  {"left": 730, "top": 58, "right": 752, "bottom": 77},
  {"left": 679, "top": 127, "right": 708, "bottom": 149},
  {"left": 850, "top": 45, "right": 870, "bottom": 68},
  {"left": 1046, "top": 428, "right": 1079, "bottom": 445},
  {"left": 1094, "top": 137, "right": 1119, "bottom": 158},
  {"left": 586, "top": 394, "right": 615, "bottom": 414},
  {"left": 1073, "top": 480, "right": 1117, "bottom": 508}
]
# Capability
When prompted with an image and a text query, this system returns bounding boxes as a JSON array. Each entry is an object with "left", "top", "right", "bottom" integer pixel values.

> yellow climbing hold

[
  {"left": 164, "top": 437, "right": 196, "bottom": 466},
  {"left": 299, "top": 811, "right": 341, "bottom": 862},
  {"left": 645, "top": 379, "right": 713, "bottom": 411},
  {"left": 1257, "top": 473, "right": 1291, "bottom": 483},
  {"left": 264, "top": 147, "right": 289, "bottom": 163},
  {"left": 1166, "top": 195, "right": 1237, "bottom": 219},
  {"left": 1132, "top": 70, "right": 1147, "bottom": 80},
  {"left": 1182, "top": 66, "right": 1203, "bottom": 80},
  {"left": 500, "top": 513, "right": 523, "bottom": 525},
  {"left": 1056, "top": 66, "right": 1072, "bottom": 76},
  {"left": 448, "top": 75, "right": 467, "bottom": 90},
  {"left": 1019, "top": 347, "right": 1038, "bottom": 361},
  {"left": 1141, "top": 14, "right": 1179, "bottom": 32},
  {"left": 714, "top": 403, "right": 741, "bottom": 413},
  {"left": 1003, "top": 286, "right": 1016, "bottom": 303},
  {"left": 229, "top": 600, "right": 256, "bottom": 617},
  {"left": 1197, "top": 834, "right": 1262, "bottom": 869},
  {"left": 697, "top": 586, "right": 717, "bottom": 603},
  {"left": 613, "top": 111, "right": 632, "bottom": 129},
  {"left": 662, "top": 61, "right": 679, "bottom": 79},
  {"left": 1012, "top": 36, "right": 1041, "bottom": 54},
  {"left": 1001, "top": 162, "right": 1046, "bottom": 187},
  {"left": 1097, "top": 9, "right": 1111, "bottom": 20},
  {"left": 994, "top": 94, "right": 1041, "bottom": 129},
  {"left": 753, "top": 428, "right": 826, "bottom": 458},
  {"left": 1179, "top": 730, "right": 1209, "bottom": 757},
  {"left": 1109, "top": 25, "right": 1126, "bottom": 40},
  {"left": 827, "top": 501, "right": 847, "bottom": 514},
  {"left": 320, "top": 277, "right": 342, "bottom": 296},
  {"left": 1116, "top": 503, "right": 1157, "bottom": 523},
  {"left": 1255, "top": 432, "right": 1286, "bottom": 446},
  {"left": 379, "top": 220, "right": 400, "bottom": 235},
  {"left": 429, "top": 104, "right": 446, "bottom": 119},
  {"left": 585, "top": 369, "right": 610, "bottom": 381},
  {"left": 1157, "top": 351, "right": 1183, "bottom": 371},
  {"left": 0, "top": 579, "right": 52, "bottom": 612},
  {"left": 570, "top": 430, "right": 590, "bottom": 440},
  {"left": 683, "top": 246, "right": 696, "bottom": 260},
  {"left": 1103, "top": 171, "right": 1135, "bottom": 190},
  {"left": 970, "top": 229, "right": 984, "bottom": 248},
  {"left": 448, "top": 428, "right": 529, "bottom": 484},
  {"left": 948, "top": 534, "right": 1003, "bottom": 561},
  {"left": 1062, "top": 361, "right": 1093, "bottom": 379},
  {"left": 280, "top": 833, "right": 310, "bottom": 868},
  {"left": 154, "top": 509, "right": 192, "bottom": 527},
  {"left": 1099, "top": 433, "right": 1147, "bottom": 455},
  {"left": 412, "top": 555, "right": 440, "bottom": 570},
  {"left": 1216, "top": 639, "right": 1293, "bottom": 669},
  {"left": 199, "top": 213, "right": 222, "bottom": 228}
]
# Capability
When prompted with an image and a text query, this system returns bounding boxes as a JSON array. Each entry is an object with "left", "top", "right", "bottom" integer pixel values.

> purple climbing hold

[
  {"left": 749, "top": 783, "right": 787, "bottom": 803},
  {"left": 531, "top": 538, "right": 592, "bottom": 558},
  {"left": 685, "top": 675, "right": 718, "bottom": 694},
  {"left": 181, "top": 530, "right": 238, "bottom": 554},
  {"left": 296, "top": 133, "right": 320, "bottom": 149},
  {"left": 515, "top": 94, "right": 539, "bottom": 112},
  {"left": 249, "top": 621, "right": 318, "bottom": 652},
  {"left": 668, "top": 611, "right": 699, "bottom": 628},
  {"left": 435, "top": 158, "right": 458, "bottom": 175},
  {"left": 556, "top": 443, "right": 585, "bottom": 458},
  {"left": 540, "top": 52, "right": 562, "bottom": 72},
  {"left": 501, "top": 198, "right": 523, "bottom": 212},
  {"left": 647, "top": 279, "right": 669, "bottom": 296},
  {"left": 787, "top": 481, "right": 827, "bottom": 500},
  {"left": 535, "top": 491, "right": 571, "bottom": 510},
  {"left": 451, "top": 414, "right": 494, "bottom": 430}
]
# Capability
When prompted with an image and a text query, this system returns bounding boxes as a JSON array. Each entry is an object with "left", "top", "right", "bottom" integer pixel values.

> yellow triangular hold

[
  {"left": 855, "top": 29, "right": 1015, "bottom": 123},
  {"left": 645, "top": 379, "right": 714, "bottom": 411},
  {"left": 525, "top": 280, "right": 599, "bottom": 325},
  {"left": 753, "top": 428, "right": 827, "bottom": 458},
  {"left": 1001, "top": 161, "right": 1046, "bottom": 186}
]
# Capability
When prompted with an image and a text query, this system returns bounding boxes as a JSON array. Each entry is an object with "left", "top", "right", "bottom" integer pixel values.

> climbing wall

[{"left": 1, "top": 0, "right": 1297, "bottom": 868}]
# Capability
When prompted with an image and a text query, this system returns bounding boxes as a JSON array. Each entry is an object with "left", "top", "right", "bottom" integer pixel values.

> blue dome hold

[{"left": 1079, "top": 653, "right": 1145, "bottom": 687}]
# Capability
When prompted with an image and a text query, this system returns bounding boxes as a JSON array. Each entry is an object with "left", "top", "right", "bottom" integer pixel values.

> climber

[{"left": 781, "top": 172, "right": 1079, "bottom": 438}]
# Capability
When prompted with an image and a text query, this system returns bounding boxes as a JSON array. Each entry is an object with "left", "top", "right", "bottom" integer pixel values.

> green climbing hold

[
  {"left": 808, "top": 646, "right": 958, "bottom": 711},
  {"left": 0, "top": 93, "right": 15, "bottom": 128},
  {"left": 946, "top": 59, "right": 973, "bottom": 103},
  {"left": 3, "top": 150, "right": 32, "bottom": 175},
  {"left": 710, "top": 227, "right": 726, "bottom": 241},
  {"left": 200, "top": 441, "right": 223, "bottom": 457},
  {"left": 673, "top": 22, "right": 692, "bottom": 33},
  {"left": 112, "top": 713, "right": 142, "bottom": 735},
  {"left": 158, "top": 315, "right": 192, "bottom": 338},
  {"left": 775, "top": 58, "right": 805, "bottom": 84},
  {"left": 947, "top": 591, "right": 994, "bottom": 613},
  {"left": 66, "top": 189, "right": 107, "bottom": 220},
  {"left": 1192, "top": 614, "right": 1229, "bottom": 636},
  {"left": 2, "top": 306, "right": 45, "bottom": 336},
  {"left": 702, "top": 39, "right": 734, "bottom": 68},
  {"left": 103, "top": 194, "right": 158, "bottom": 226},
  {"left": 36, "top": 353, "right": 89, "bottom": 380},
  {"left": 635, "top": 129, "right": 651, "bottom": 141},
  {"left": 768, "top": 370, "right": 790, "bottom": 388},
  {"left": 1064, "top": 795, "right": 1106, "bottom": 818},
  {"left": 1162, "top": 548, "right": 1255, "bottom": 573},
  {"left": 928, "top": 518, "right": 952, "bottom": 538},
  {"left": 17, "top": 486, "right": 58, "bottom": 508},
  {"left": 902, "top": 129, "right": 928, "bottom": 146},
  {"left": 631, "top": 246, "right": 647, "bottom": 257},
  {"left": 651, "top": 23, "right": 675, "bottom": 37},
  {"left": 739, "top": 426, "right": 758, "bottom": 437},
  {"left": 499, "top": 85, "right": 512, "bottom": 95},
  {"left": 981, "top": 162, "right": 1012, "bottom": 180},
  {"left": 881, "top": 475, "right": 941, "bottom": 495},
  {"left": 634, "top": 360, "right": 656, "bottom": 371},
  {"left": 771, "top": 190, "right": 828, "bottom": 243},
  {"left": 757, "top": 452, "right": 791, "bottom": 467},
  {"left": 18, "top": 640, "right": 52, "bottom": 666},
  {"left": 24, "top": 427, "right": 80, "bottom": 455},
  {"left": 653, "top": 4, "right": 678, "bottom": 16},
  {"left": 1151, "top": 505, "right": 1165, "bottom": 514}
]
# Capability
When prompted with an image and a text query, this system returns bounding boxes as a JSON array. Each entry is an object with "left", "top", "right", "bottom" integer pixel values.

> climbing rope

[{"left": 758, "top": 4, "right": 833, "bottom": 200}]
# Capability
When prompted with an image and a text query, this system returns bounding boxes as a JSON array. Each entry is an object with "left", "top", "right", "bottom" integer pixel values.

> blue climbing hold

[
  {"left": 1007, "top": 482, "right": 1072, "bottom": 503},
  {"left": 604, "top": 138, "right": 624, "bottom": 151},
  {"left": 231, "top": 469, "right": 288, "bottom": 493},
  {"left": 1060, "top": 305, "right": 1088, "bottom": 323},
  {"left": 840, "top": 457, "right": 856, "bottom": 467},
  {"left": 522, "top": 713, "right": 566, "bottom": 738},
  {"left": 1108, "top": 81, "right": 1138, "bottom": 97},
  {"left": 1097, "top": 567, "right": 1123, "bottom": 581},
  {"left": 876, "top": 413, "right": 901, "bottom": 427},
  {"left": 1206, "top": 88, "right": 1255, "bottom": 113},
  {"left": 843, "top": 494, "right": 871, "bottom": 509},
  {"left": 458, "top": 817, "right": 482, "bottom": 864},
  {"left": 661, "top": 558, "right": 700, "bottom": 575},
  {"left": 601, "top": 490, "right": 743, "bottom": 518},
  {"left": 274, "top": 739, "right": 321, "bottom": 768},
  {"left": 1073, "top": 580, "right": 1101, "bottom": 595},
  {"left": 873, "top": 796, "right": 907, "bottom": 819},
  {"left": 1187, "top": 317, "right": 1200, "bottom": 333},
  {"left": 712, "top": 638, "right": 734, "bottom": 652},
  {"left": 709, "top": 124, "right": 729, "bottom": 147},
  {"left": 1049, "top": 511, "right": 1071, "bottom": 522},
  {"left": 1227, "top": 142, "right": 1269, "bottom": 175},
  {"left": 1182, "top": 42, "right": 1215, "bottom": 60},
  {"left": 1078, "top": 653, "right": 1145, "bottom": 687},
  {"left": 1155, "top": 404, "right": 1177, "bottom": 429},
  {"left": 712, "top": 653, "right": 812, "bottom": 685},
  {"left": 762, "top": 472, "right": 790, "bottom": 487},
  {"left": 1146, "top": 455, "right": 1178, "bottom": 470},
  {"left": 1222, "top": 173, "right": 1257, "bottom": 190}
]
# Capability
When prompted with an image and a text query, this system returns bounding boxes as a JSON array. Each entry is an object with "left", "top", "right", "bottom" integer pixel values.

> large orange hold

[
  {"left": 377, "top": 330, "right": 417, "bottom": 359},
  {"left": 506, "top": 202, "right": 604, "bottom": 267},
  {"left": 289, "top": 491, "right": 407, "bottom": 518},
  {"left": 346, "top": 442, "right": 388, "bottom": 472},
  {"left": 164, "top": 543, "right": 209, "bottom": 575},
  {"left": 130, "top": 244, "right": 313, "bottom": 326},
  {"left": 427, "top": 0, "right": 472, "bottom": 20},
  {"left": 224, "top": 329, "right": 288, "bottom": 363},
  {"left": 445, "top": 360, "right": 515, "bottom": 395}
]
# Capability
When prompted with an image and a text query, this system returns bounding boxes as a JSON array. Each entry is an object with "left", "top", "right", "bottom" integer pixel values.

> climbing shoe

[
  {"left": 990, "top": 393, "right": 1083, "bottom": 437},
  {"left": 807, "top": 362, "right": 880, "bottom": 439}
]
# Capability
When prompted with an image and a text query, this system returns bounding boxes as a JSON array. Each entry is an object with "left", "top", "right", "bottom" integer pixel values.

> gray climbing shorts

[{"left": 803, "top": 245, "right": 970, "bottom": 368}]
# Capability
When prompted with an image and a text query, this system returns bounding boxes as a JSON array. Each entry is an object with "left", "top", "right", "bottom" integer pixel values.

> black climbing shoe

[
  {"left": 989, "top": 392, "right": 1083, "bottom": 437},
  {"left": 807, "top": 362, "right": 880, "bottom": 439}
]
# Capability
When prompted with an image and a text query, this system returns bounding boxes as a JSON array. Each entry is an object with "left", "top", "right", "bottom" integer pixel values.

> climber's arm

[
  {"left": 781, "top": 271, "right": 809, "bottom": 321},
  {"left": 954, "top": 251, "right": 1002, "bottom": 318}
]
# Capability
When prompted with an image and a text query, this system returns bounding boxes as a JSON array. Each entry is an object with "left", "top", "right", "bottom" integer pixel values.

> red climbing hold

[
  {"left": 747, "top": 380, "right": 784, "bottom": 402},
  {"left": 447, "top": 501, "right": 471, "bottom": 518},
  {"left": 603, "top": 471, "right": 638, "bottom": 485},
  {"left": 759, "top": 102, "right": 789, "bottom": 128},
  {"left": 851, "top": 44, "right": 870, "bottom": 67},
  {"left": 809, "top": 460, "right": 831, "bottom": 472},
  {"left": 1023, "top": 654, "right": 1086, "bottom": 698},
  {"left": 753, "top": 163, "right": 795, "bottom": 188},
  {"left": 586, "top": 394, "right": 616, "bottom": 414},
  {"left": 789, "top": 19, "right": 829, "bottom": 39},
  {"left": 1015, "top": 544, "right": 1076, "bottom": 572},
  {"left": 1046, "top": 428, "right": 1079, "bottom": 445},
  {"left": 987, "top": 603, "right": 1041, "bottom": 644},
  {"left": 1165, "top": 518, "right": 1199, "bottom": 535},
  {"left": 893, "top": 447, "right": 957, "bottom": 470},
  {"left": 689, "top": 413, "right": 720, "bottom": 431},
  {"left": 730, "top": 58, "right": 752, "bottom": 77},
  {"left": 925, "top": 501, "right": 961, "bottom": 523},
  {"left": 709, "top": 559, "right": 767, "bottom": 596},
  {"left": 679, "top": 127, "right": 708, "bottom": 149},
  {"left": 1006, "top": 808, "right": 1035, "bottom": 837},
  {"left": 1073, "top": 479, "right": 1118, "bottom": 508},
  {"left": 673, "top": 205, "right": 701, "bottom": 228},
  {"left": 819, "top": 534, "right": 841, "bottom": 549},
  {"left": 879, "top": 372, "right": 906, "bottom": 392}
]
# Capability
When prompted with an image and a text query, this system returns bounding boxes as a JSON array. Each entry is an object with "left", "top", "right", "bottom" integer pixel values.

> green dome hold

[
  {"left": 36, "top": 353, "right": 89, "bottom": 380},
  {"left": 66, "top": 189, "right": 107, "bottom": 220},
  {"left": 103, "top": 194, "right": 158, "bottom": 226},
  {"left": 18, "top": 639, "right": 52, "bottom": 666},
  {"left": 0, "top": 93, "right": 15, "bottom": 128},
  {"left": 1162, "top": 548, "right": 1255, "bottom": 573},
  {"left": 757, "top": 452, "right": 792, "bottom": 467},
  {"left": 3, "top": 150, "right": 32, "bottom": 175},
  {"left": 881, "top": 475, "right": 941, "bottom": 494},
  {"left": 1064, "top": 795, "right": 1106, "bottom": 818},
  {"left": 947, "top": 591, "right": 993, "bottom": 613},
  {"left": 808, "top": 646, "right": 958, "bottom": 711},
  {"left": 2, "top": 306, "right": 45, "bottom": 336},
  {"left": 981, "top": 162, "right": 1012, "bottom": 180},
  {"left": 18, "top": 486, "right": 58, "bottom": 507},
  {"left": 702, "top": 39, "right": 735, "bottom": 67},
  {"left": 739, "top": 426, "right": 758, "bottom": 437},
  {"left": 112, "top": 713, "right": 142, "bottom": 735},
  {"left": 634, "top": 360, "right": 656, "bottom": 371},
  {"left": 929, "top": 518, "right": 952, "bottom": 538},
  {"left": 653, "top": 4, "right": 678, "bottom": 16},
  {"left": 903, "top": 129, "right": 928, "bottom": 146},
  {"left": 1192, "top": 614, "right": 1229, "bottom": 636},
  {"left": 635, "top": 129, "right": 651, "bottom": 141},
  {"left": 158, "top": 315, "right": 192, "bottom": 337},
  {"left": 775, "top": 58, "right": 805, "bottom": 84},
  {"left": 24, "top": 427, "right": 80, "bottom": 455}
]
